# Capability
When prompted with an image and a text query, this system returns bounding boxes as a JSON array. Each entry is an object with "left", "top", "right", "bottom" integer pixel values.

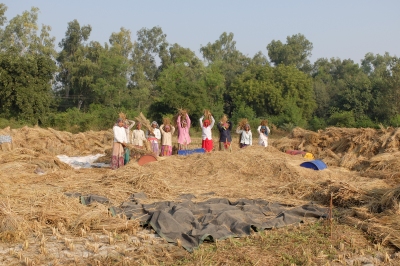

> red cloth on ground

[{"left": 202, "top": 138, "right": 213, "bottom": 152}]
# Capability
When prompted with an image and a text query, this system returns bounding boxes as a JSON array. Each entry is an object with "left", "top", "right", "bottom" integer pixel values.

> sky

[{"left": 2, "top": 1, "right": 400, "bottom": 64}]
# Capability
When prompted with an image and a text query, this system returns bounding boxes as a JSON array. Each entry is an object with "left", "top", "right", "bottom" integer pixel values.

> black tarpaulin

[{"left": 110, "top": 195, "right": 328, "bottom": 252}]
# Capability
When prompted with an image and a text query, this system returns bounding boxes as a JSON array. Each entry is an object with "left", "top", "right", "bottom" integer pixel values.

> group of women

[{"left": 111, "top": 112, "right": 270, "bottom": 169}]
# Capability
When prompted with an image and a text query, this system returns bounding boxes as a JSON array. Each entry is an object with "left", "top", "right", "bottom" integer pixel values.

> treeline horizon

[{"left": 1, "top": 4, "right": 400, "bottom": 133}]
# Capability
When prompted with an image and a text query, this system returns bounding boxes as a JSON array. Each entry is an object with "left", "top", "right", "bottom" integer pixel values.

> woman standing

[
  {"left": 160, "top": 124, "right": 175, "bottom": 156},
  {"left": 147, "top": 121, "right": 161, "bottom": 156},
  {"left": 236, "top": 124, "right": 252, "bottom": 148},
  {"left": 200, "top": 114, "right": 215, "bottom": 152},
  {"left": 177, "top": 113, "right": 191, "bottom": 150},
  {"left": 112, "top": 118, "right": 128, "bottom": 169},
  {"left": 217, "top": 115, "right": 233, "bottom": 152},
  {"left": 131, "top": 122, "right": 146, "bottom": 149},
  {"left": 257, "top": 120, "right": 271, "bottom": 147}
]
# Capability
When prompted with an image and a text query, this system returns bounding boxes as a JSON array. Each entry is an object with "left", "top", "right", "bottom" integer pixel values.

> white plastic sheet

[{"left": 56, "top": 154, "right": 107, "bottom": 169}]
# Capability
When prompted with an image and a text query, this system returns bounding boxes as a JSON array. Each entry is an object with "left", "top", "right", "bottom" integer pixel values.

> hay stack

[
  {"left": 1, "top": 126, "right": 113, "bottom": 156},
  {"left": 370, "top": 186, "right": 400, "bottom": 214},
  {"left": 220, "top": 114, "right": 228, "bottom": 124},
  {"left": 309, "top": 180, "right": 372, "bottom": 208},
  {"left": 237, "top": 118, "right": 249, "bottom": 130},
  {"left": 135, "top": 112, "right": 153, "bottom": 133},
  {"left": 203, "top": 109, "right": 212, "bottom": 121},
  {"left": 163, "top": 117, "right": 171, "bottom": 127},
  {"left": 173, "top": 109, "right": 189, "bottom": 130},
  {"left": 273, "top": 126, "right": 400, "bottom": 171},
  {"left": 119, "top": 112, "right": 126, "bottom": 121},
  {"left": 260, "top": 119, "right": 268, "bottom": 126}
]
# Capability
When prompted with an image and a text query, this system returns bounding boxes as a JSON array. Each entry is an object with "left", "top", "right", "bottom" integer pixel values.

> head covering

[
  {"left": 203, "top": 119, "right": 210, "bottom": 127},
  {"left": 116, "top": 118, "right": 124, "bottom": 123},
  {"left": 244, "top": 123, "right": 250, "bottom": 130},
  {"left": 261, "top": 126, "right": 268, "bottom": 136},
  {"left": 151, "top": 121, "right": 159, "bottom": 127},
  {"left": 164, "top": 125, "right": 171, "bottom": 130}
]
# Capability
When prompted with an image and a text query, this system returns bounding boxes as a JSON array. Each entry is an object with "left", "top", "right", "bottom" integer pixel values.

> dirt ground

[{"left": 0, "top": 126, "right": 399, "bottom": 265}]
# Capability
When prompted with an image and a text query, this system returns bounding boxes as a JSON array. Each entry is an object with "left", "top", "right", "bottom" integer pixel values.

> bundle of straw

[
  {"left": 220, "top": 114, "right": 228, "bottom": 124},
  {"left": 163, "top": 117, "right": 171, "bottom": 127},
  {"left": 134, "top": 112, "right": 153, "bottom": 133},
  {"left": 260, "top": 119, "right": 268, "bottom": 126},
  {"left": 203, "top": 109, "right": 212, "bottom": 121},
  {"left": 173, "top": 109, "right": 188, "bottom": 128},
  {"left": 126, "top": 144, "right": 153, "bottom": 156},
  {"left": 119, "top": 112, "right": 127, "bottom": 121},
  {"left": 238, "top": 118, "right": 249, "bottom": 130}
]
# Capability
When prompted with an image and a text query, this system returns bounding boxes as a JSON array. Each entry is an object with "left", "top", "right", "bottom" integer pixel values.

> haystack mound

[
  {"left": 1, "top": 126, "right": 400, "bottom": 264},
  {"left": 0, "top": 126, "right": 113, "bottom": 172},
  {"left": 0, "top": 126, "right": 113, "bottom": 156},
  {"left": 273, "top": 126, "right": 400, "bottom": 172}
]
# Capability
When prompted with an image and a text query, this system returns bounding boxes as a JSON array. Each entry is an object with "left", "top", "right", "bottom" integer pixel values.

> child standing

[
  {"left": 257, "top": 120, "right": 271, "bottom": 147},
  {"left": 111, "top": 118, "right": 128, "bottom": 169},
  {"left": 199, "top": 114, "right": 215, "bottom": 152},
  {"left": 236, "top": 123, "right": 252, "bottom": 148},
  {"left": 124, "top": 119, "right": 135, "bottom": 144},
  {"left": 119, "top": 113, "right": 135, "bottom": 144},
  {"left": 217, "top": 115, "right": 233, "bottom": 151},
  {"left": 131, "top": 122, "right": 146, "bottom": 149},
  {"left": 147, "top": 121, "right": 161, "bottom": 156},
  {"left": 177, "top": 112, "right": 191, "bottom": 150},
  {"left": 160, "top": 124, "right": 175, "bottom": 156}
]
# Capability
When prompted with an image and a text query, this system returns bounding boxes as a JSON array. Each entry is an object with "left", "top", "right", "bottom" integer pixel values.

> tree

[
  {"left": 56, "top": 19, "right": 92, "bottom": 110},
  {"left": 0, "top": 4, "right": 8, "bottom": 46},
  {"left": 313, "top": 58, "right": 373, "bottom": 122},
  {"left": 361, "top": 52, "right": 399, "bottom": 121},
  {"left": 0, "top": 6, "right": 56, "bottom": 57},
  {"left": 230, "top": 64, "right": 316, "bottom": 124},
  {"left": 130, "top": 26, "right": 168, "bottom": 111},
  {"left": 89, "top": 30, "right": 132, "bottom": 109},
  {"left": 155, "top": 44, "right": 225, "bottom": 122},
  {"left": 267, "top": 33, "right": 313, "bottom": 73},
  {"left": 200, "top": 32, "right": 251, "bottom": 115},
  {"left": 0, "top": 47, "right": 56, "bottom": 123},
  {"left": 0, "top": 5, "right": 57, "bottom": 124}
]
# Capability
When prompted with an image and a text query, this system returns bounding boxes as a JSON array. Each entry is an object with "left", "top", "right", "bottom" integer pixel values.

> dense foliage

[{"left": 0, "top": 4, "right": 399, "bottom": 132}]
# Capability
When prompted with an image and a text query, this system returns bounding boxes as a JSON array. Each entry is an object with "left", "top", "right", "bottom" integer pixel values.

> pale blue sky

[{"left": 3, "top": 1, "right": 400, "bottom": 64}]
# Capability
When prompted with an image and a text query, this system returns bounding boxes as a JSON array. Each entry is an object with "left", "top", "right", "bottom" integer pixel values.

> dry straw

[
  {"left": 237, "top": 118, "right": 248, "bottom": 130},
  {"left": 203, "top": 109, "right": 212, "bottom": 121},
  {"left": 1, "top": 125, "right": 400, "bottom": 264},
  {"left": 135, "top": 112, "right": 153, "bottom": 133}
]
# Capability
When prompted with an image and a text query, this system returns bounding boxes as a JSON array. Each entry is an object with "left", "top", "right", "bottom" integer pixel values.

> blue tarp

[
  {"left": 177, "top": 148, "right": 205, "bottom": 156},
  {"left": 300, "top": 160, "right": 327, "bottom": 170}
]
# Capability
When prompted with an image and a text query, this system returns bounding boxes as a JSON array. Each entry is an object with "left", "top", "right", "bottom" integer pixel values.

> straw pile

[
  {"left": 369, "top": 186, "right": 400, "bottom": 214},
  {"left": 307, "top": 180, "right": 374, "bottom": 208},
  {"left": 273, "top": 126, "right": 400, "bottom": 171},
  {"left": 1, "top": 125, "right": 400, "bottom": 264},
  {"left": 0, "top": 126, "right": 113, "bottom": 156}
]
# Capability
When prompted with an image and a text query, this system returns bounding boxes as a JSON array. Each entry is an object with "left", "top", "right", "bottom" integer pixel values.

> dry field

[{"left": 0, "top": 125, "right": 399, "bottom": 265}]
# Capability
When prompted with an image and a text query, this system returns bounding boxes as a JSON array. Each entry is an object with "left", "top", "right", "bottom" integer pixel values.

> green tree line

[{"left": 1, "top": 4, "right": 399, "bottom": 132}]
